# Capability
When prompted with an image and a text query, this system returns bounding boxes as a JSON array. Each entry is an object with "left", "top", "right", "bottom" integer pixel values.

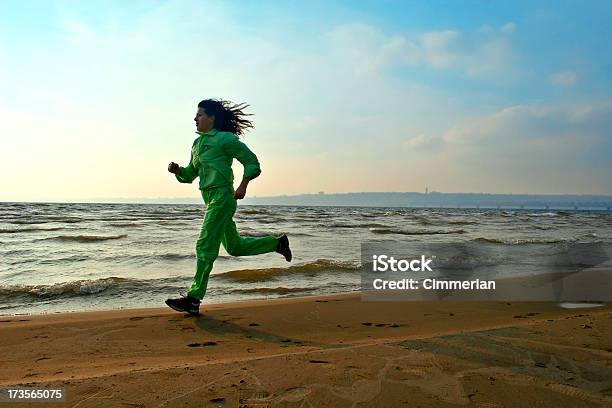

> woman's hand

[
  {"left": 234, "top": 184, "right": 247, "bottom": 199},
  {"left": 234, "top": 178, "right": 250, "bottom": 199},
  {"left": 168, "top": 162, "right": 180, "bottom": 174}
]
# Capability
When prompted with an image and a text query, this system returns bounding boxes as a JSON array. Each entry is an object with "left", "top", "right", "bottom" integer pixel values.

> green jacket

[{"left": 176, "top": 128, "right": 261, "bottom": 191}]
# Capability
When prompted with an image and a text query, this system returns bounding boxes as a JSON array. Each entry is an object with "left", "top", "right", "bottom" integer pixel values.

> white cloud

[
  {"left": 549, "top": 70, "right": 578, "bottom": 86},
  {"left": 465, "top": 37, "right": 515, "bottom": 77},
  {"left": 431, "top": 101, "right": 612, "bottom": 193},
  {"left": 500, "top": 22, "right": 516, "bottom": 33},
  {"left": 443, "top": 102, "right": 611, "bottom": 145},
  {"left": 402, "top": 134, "right": 440, "bottom": 151},
  {"left": 323, "top": 23, "right": 420, "bottom": 74},
  {"left": 324, "top": 24, "right": 518, "bottom": 79},
  {"left": 419, "top": 30, "right": 462, "bottom": 68}
]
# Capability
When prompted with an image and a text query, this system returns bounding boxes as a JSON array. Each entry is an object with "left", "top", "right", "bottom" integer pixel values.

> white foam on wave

[{"left": 558, "top": 302, "right": 604, "bottom": 309}]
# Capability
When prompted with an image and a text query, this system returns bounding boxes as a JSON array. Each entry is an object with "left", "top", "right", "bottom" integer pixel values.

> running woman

[{"left": 165, "top": 99, "right": 292, "bottom": 315}]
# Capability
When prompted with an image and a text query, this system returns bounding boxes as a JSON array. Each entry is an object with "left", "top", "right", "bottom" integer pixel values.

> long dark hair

[{"left": 198, "top": 99, "right": 254, "bottom": 136}]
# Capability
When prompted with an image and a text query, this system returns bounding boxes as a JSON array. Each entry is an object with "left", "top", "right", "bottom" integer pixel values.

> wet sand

[{"left": 0, "top": 292, "right": 610, "bottom": 407}]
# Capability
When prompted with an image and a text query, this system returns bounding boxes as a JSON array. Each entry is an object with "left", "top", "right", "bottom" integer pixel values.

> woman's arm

[
  {"left": 223, "top": 136, "right": 261, "bottom": 199},
  {"left": 168, "top": 147, "right": 199, "bottom": 183},
  {"left": 175, "top": 161, "right": 198, "bottom": 183}
]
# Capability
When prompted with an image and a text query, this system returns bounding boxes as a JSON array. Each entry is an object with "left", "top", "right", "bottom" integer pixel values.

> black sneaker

[
  {"left": 165, "top": 295, "right": 201, "bottom": 316},
  {"left": 276, "top": 234, "right": 292, "bottom": 262}
]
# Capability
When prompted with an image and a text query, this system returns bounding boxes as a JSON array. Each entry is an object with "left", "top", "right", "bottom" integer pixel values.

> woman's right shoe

[
  {"left": 165, "top": 295, "right": 201, "bottom": 316},
  {"left": 276, "top": 234, "right": 292, "bottom": 262}
]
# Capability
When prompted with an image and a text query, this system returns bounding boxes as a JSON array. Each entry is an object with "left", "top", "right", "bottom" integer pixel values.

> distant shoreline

[{"left": 2, "top": 191, "right": 611, "bottom": 212}]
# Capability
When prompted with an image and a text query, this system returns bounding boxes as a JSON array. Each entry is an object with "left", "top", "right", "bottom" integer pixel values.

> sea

[{"left": 1, "top": 202, "right": 611, "bottom": 315}]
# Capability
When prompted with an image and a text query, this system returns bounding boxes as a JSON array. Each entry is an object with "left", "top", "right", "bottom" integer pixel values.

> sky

[{"left": 1, "top": 0, "right": 611, "bottom": 201}]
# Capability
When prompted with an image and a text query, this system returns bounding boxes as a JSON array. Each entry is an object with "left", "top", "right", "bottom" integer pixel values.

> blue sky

[{"left": 1, "top": 0, "right": 611, "bottom": 201}]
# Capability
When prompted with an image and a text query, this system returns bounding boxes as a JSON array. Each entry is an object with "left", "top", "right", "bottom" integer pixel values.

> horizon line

[{"left": 2, "top": 190, "right": 612, "bottom": 204}]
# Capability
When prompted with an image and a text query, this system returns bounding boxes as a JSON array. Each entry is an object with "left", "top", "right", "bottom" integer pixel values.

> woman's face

[{"left": 194, "top": 107, "right": 215, "bottom": 133}]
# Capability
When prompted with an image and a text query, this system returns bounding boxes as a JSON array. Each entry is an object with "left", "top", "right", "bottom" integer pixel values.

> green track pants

[{"left": 187, "top": 186, "right": 279, "bottom": 300}]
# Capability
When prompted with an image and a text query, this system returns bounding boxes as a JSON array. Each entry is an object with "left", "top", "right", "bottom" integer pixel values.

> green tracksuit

[{"left": 175, "top": 128, "right": 278, "bottom": 300}]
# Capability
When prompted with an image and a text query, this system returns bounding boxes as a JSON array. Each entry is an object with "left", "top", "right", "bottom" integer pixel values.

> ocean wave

[
  {"left": 98, "top": 216, "right": 192, "bottom": 222},
  {"left": 358, "top": 213, "right": 380, "bottom": 218},
  {"left": 7, "top": 220, "right": 52, "bottom": 225},
  {"left": 322, "top": 222, "right": 389, "bottom": 229},
  {"left": 369, "top": 228, "right": 465, "bottom": 235},
  {"left": 232, "top": 229, "right": 315, "bottom": 238},
  {"left": 0, "top": 277, "right": 125, "bottom": 299},
  {"left": 282, "top": 216, "right": 317, "bottom": 222},
  {"left": 155, "top": 253, "right": 196, "bottom": 261},
  {"left": 238, "top": 208, "right": 271, "bottom": 215},
  {"left": 286, "top": 232, "right": 316, "bottom": 237},
  {"left": 9, "top": 218, "right": 82, "bottom": 224},
  {"left": 415, "top": 217, "right": 435, "bottom": 226},
  {"left": 383, "top": 210, "right": 403, "bottom": 216},
  {"left": 0, "top": 227, "right": 65, "bottom": 234},
  {"left": 472, "top": 237, "right": 569, "bottom": 245},
  {"left": 445, "top": 219, "right": 479, "bottom": 225},
  {"left": 231, "top": 286, "right": 314, "bottom": 295},
  {"left": 88, "top": 252, "right": 200, "bottom": 263},
  {"left": 527, "top": 212, "right": 563, "bottom": 217},
  {"left": 41, "top": 234, "right": 128, "bottom": 242},
  {"left": 216, "top": 259, "right": 362, "bottom": 282},
  {"left": 0, "top": 276, "right": 187, "bottom": 300},
  {"left": 184, "top": 208, "right": 204, "bottom": 213},
  {"left": 36, "top": 255, "right": 91, "bottom": 264},
  {"left": 108, "top": 223, "right": 144, "bottom": 228},
  {"left": 531, "top": 225, "right": 553, "bottom": 230},
  {"left": 252, "top": 217, "right": 284, "bottom": 224},
  {"left": 235, "top": 229, "right": 278, "bottom": 237}
]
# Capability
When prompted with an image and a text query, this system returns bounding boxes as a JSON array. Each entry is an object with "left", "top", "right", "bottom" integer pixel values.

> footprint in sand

[
  {"left": 187, "top": 341, "right": 217, "bottom": 347},
  {"left": 279, "top": 387, "right": 312, "bottom": 402},
  {"left": 514, "top": 313, "right": 540, "bottom": 318},
  {"left": 514, "top": 312, "right": 541, "bottom": 318},
  {"left": 362, "top": 322, "right": 401, "bottom": 328},
  {"left": 209, "top": 397, "right": 225, "bottom": 403}
]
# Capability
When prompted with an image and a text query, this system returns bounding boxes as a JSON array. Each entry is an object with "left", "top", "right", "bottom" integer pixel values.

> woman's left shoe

[{"left": 276, "top": 234, "right": 292, "bottom": 262}]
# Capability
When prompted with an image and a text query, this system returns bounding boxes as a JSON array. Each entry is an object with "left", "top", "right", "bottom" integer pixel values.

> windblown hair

[{"left": 198, "top": 99, "right": 254, "bottom": 136}]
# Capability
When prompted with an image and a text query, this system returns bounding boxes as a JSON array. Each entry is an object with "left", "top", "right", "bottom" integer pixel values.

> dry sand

[{"left": 0, "top": 292, "right": 610, "bottom": 407}]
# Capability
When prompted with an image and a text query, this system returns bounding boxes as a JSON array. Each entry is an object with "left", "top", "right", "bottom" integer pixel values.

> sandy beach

[{"left": 0, "top": 292, "right": 610, "bottom": 407}]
